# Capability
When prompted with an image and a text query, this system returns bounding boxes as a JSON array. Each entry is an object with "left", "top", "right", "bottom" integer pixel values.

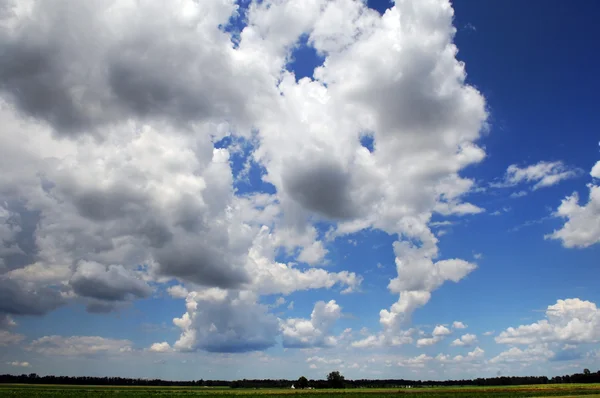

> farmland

[{"left": 2, "top": 384, "right": 600, "bottom": 397}]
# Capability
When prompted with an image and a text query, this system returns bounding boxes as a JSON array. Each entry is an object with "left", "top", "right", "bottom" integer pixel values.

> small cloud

[
  {"left": 464, "top": 23, "right": 477, "bottom": 31},
  {"left": 450, "top": 333, "right": 478, "bottom": 347},
  {"left": 270, "top": 297, "right": 286, "bottom": 309},
  {"left": 148, "top": 342, "right": 172, "bottom": 353},
  {"left": 473, "top": 253, "right": 483, "bottom": 260},
  {"left": 430, "top": 221, "right": 453, "bottom": 228},
  {"left": 510, "top": 190, "right": 528, "bottom": 198},
  {"left": 376, "top": 263, "right": 384, "bottom": 269},
  {"left": 452, "top": 321, "right": 467, "bottom": 329},
  {"left": 494, "top": 161, "right": 581, "bottom": 191},
  {"left": 491, "top": 206, "right": 511, "bottom": 216},
  {"left": 7, "top": 361, "right": 30, "bottom": 368},
  {"left": 287, "top": 301, "right": 294, "bottom": 310},
  {"left": 483, "top": 331, "right": 495, "bottom": 336}
]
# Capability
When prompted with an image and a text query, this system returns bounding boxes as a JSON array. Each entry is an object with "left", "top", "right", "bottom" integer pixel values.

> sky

[{"left": 0, "top": 0, "right": 599, "bottom": 381}]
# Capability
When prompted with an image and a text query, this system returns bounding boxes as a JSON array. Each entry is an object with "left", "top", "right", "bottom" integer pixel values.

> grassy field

[{"left": 1, "top": 384, "right": 600, "bottom": 397}]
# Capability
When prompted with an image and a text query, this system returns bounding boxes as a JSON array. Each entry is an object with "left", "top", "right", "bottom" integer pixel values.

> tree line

[{"left": 1, "top": 368, "right": 599, "bottom": 388}]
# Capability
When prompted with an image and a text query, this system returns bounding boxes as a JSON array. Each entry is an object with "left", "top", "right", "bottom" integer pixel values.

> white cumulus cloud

[
  {"left": 496, "top": 298, "right": 600, "bottom": 345},
  {"left": 546, "top": 161, "right": 600, "bottom": 248}
]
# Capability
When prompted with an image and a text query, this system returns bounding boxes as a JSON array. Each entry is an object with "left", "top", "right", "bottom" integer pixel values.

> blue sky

[{"left": 0, "top": 0, "right": 599, "bottom": 381}]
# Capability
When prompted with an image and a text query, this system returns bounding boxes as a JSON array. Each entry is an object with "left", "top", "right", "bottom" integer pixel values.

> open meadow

[{"left": 2, "top": 384, "right": 600, "bottom": 397}]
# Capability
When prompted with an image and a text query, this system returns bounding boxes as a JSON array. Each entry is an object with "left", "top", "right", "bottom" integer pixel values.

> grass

[{"left": 1, "top": 384, "right": 600, "bottom": 397}]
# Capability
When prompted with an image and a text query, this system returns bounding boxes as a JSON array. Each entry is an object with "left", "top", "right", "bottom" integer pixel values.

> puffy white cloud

[
  {"left": 490, "top": 345, "right": 554, "bottom": 364},
  {"left": 451, "top": 333, "right": 478, "bottom": 347},
  {"left": 148, "top": 342, "right": 172, "bottom": 353},
  {"left": 7, "top": 361, "right": 30, "bottom": 367},
  {"left": 496, "top": 298, "right": 600, "bottom": 345},
  {"left": 416, "top": 337, "right": 441, "bottom": 347},
  {"left": 281, "top": 300, "right": 342, "bottom": 348},
  {"left": 497, "top": 161, "right": 580, "bottom": 190},
  {"left": 171, "top": 290, "right": 279, "bottom": 353},
  {"left": 167, "top": 285, "right": 189, "bottom": 299},
  {"left": 416, "top": 325, "right": 451, "bottom": 347},
  {"left": 433, "top": 325, "right": 452, "bottom": 336},
  {"left": 546, "top": 162, "right": 600, "bottom": 248},
  {"left": 28, "top": 335, "right": 133, "bottom": 356},
  {"left": 591, "top": 161, "right": 600, "bottom": 179},
  {"left": 437, "top": 347, "right": 485, "bottom": 363},
  {"left": 452, "top": 321, "right": 467, "bottom": 329},
  {"left": 398, "top": 354, "right": 433, "bottom": 368}
]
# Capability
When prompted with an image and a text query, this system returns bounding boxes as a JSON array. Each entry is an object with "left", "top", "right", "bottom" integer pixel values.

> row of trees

[{"left": 2, "top": 369, "right": 599, "bottom": 388}]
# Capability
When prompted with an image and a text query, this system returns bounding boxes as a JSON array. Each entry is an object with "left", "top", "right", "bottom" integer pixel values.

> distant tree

[
  {"left": 327, "top": 371, "right": 345, "bottom": 389},
  {"left": 297, "top": 376, "right": 309, "bottom": 389},
  {"left": 584, "top": 369, "right": 591, "bottom": 375}
]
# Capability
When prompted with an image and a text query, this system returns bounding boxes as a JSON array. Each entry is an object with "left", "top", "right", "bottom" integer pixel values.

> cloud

[
  {"left": 0, "top": 330, "right": 25, "bottom": 346},
  {"left": 398, "top": 354, "right": 433, "bottom": 368},
  {"left": 490, "top": 345, "right": 554, "bottom": 364},
  {"left": 496, "top": 161, "right": 580, "bottom": 191},
  {"left": 437, "top": 347, "right": 485, "bottom": 363},
  {"left": 148, "top": 342, "right": 172, "bottom": 353},
  {"left": 0, "top": 0, "right": 258, "bottom": 136},
  {"left": 452, "top": 321, "right": 467, "bottom": 329},
  {"left": 167, "top": 285, "right": 189, "bottom": 299},
  {"left": 7, "top": 361, "right": 30, "bottom": 368},
  {"left": 28, "top": 335, "right": 133, "bottom": 356},
  {"left": 306, "top": 356, "right": 344, "bottom": 368},
  {"left": 281, "top": 300, "right": 342, "bottom": 348},
  {"left": 171, "top": 290, "right": 279, "bottom": 353},
  {"left": 483, "top": 331, "right": 495, "bottom": 336},
  {"left": 0, "top": 314, "right": 16, "bottom": 329},
  {"left": 451, "top": 333, "right": 478, "bottom": 347},
  {"left": 0, "top": 0, "right": 487, "bottom": 353},
  {"left": 496, "top": 298, "right": 600, "bottom": 345},
  {"left": 416, "top": 325, "right": 451, "bottom": 347},
  {"left": 433, "top": 325, "right": 452, "bottom": 336},
  {"left": 546, "top": 161, "right": 600, "bottom": 248},
  {"left": 592, "top": 161, "right": 600, "bottom": 179},
  {"left": 352, "top": 329, "right": 416, "bottom": 348},
  {"left": 70, "top": 261, "right": 152, "bottom": 302},
  {"left": 510, "top": 190, "right": 528, "bottom": 198},
  {"left": 0, "top": 278, "right": 64, "bottom": 316}
]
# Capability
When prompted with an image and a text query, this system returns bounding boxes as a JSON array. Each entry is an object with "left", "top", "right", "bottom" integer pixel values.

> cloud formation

[
  {"left": 0, "top": 0, "right": 488, "bottom": 353},
  {"left": 496, "top": 161, "right": 580, "bottom": 192},
  {"left": 28, "top": 335, "right": 133, "bottom": 356},
  {"left": 546, "top": 161, "right": 600, "bottom": 248},
  {"left": 496, "top": 298, "right": 600, "bottom": 345},
  {"left": 281, "top": 300, "right": 342, "bottom": 348}
]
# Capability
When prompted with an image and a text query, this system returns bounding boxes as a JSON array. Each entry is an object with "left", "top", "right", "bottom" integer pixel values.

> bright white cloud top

[{"left": 0, "top": 0, "right": 598, "bottom": 380}]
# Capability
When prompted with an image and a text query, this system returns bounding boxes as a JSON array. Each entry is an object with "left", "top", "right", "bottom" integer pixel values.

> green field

[{"left": 2, "top": 384, "right": 600, "bottom": 397}]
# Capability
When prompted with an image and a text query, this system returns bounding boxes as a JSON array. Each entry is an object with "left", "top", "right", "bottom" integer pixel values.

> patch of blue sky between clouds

[
  {"left": 366, "top": 0, "right": 394, "bottom": 15},
  {"left": 219, "top": 0, "right": 252, "bottom": 48},
  {"left": 286, "top": 34, "right": 325, "bottom": 82},
  {"left": 214, "top": 135, "right": 276, "bottom": 195},
  {"left": 359, "top": 134, "right": 375, "bottom": 153}
]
